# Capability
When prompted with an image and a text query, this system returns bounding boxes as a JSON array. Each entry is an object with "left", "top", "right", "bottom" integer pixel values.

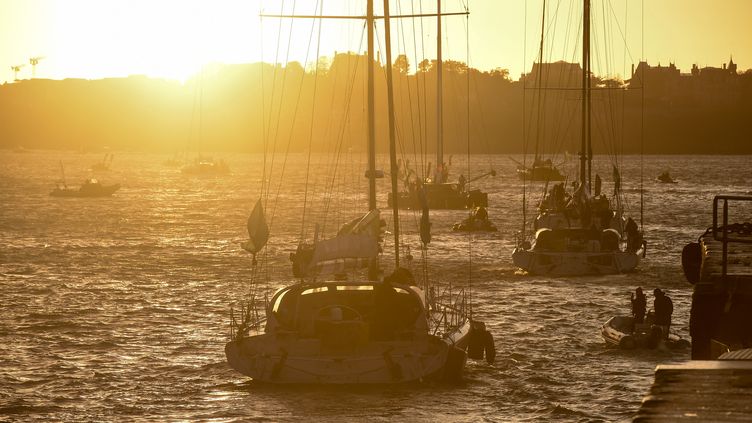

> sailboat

[
  {"left": 50, "top": 161, "right": 120, "bottom": 197},
  {"left": 511, "top": 0, "right": 646, "bottom": 276},
  {"left": 516, "top": 158, "right": 565, "bottom": 182},
  {"left": 387, "top": 1, "right": 494, "bottom": 210},
  {"left": 90, "top": 153, "right": 114, "bottom": 171},
  {"left": 515, "top": 10, "right": 566, "bottom": 183},
  {"left": 225, "top": 1, "right": 490, "bottom": 384},
  {"left": 180, "top": 68, "right": 230, "bottom": 176}
]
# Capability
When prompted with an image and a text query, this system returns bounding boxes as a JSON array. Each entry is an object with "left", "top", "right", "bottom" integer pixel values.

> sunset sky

[{"left": 1, "top": 0, "right": 751, "bottom": 83}]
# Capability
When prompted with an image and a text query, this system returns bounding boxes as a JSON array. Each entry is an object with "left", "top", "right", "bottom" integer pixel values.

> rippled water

[{"left": 1, "top": 151, "right": 750, "bottom": 422}]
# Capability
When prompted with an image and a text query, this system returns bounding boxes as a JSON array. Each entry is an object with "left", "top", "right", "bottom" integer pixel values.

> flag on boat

[{"left": 241, "top": 199, "right": 269, "bottom": 255}]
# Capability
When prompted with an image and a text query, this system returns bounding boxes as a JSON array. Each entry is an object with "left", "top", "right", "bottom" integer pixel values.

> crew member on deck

[
  {"left": 653, "top": 288, "right": 674, "bottom": 338},
  {"left": 631, "top": 287, "right": 647, "bottom": 324}
]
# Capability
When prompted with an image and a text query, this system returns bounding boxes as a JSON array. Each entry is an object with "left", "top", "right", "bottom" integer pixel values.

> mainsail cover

[
  {"left": 294, "top": 210, "right": 381, "bottom": 278},
  {"left": 241, "top": 199, "right": 269, "bottom": 255}
]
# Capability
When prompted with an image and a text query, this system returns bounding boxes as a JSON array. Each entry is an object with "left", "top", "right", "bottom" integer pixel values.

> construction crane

[
  {"left": 29, "top": 56, "right": 45, "bottom": 78},
  {"left": 11, "top": 64, "right": 25, "bottom": 81}
]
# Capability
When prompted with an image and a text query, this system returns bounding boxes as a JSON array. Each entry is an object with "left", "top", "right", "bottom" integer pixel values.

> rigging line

[
  {"left": 260, "top": 10, "right": 269, "bottom": 205},
  {"left": 599, "top": 0, "right": 620, "bottom": 165},
  {"left": 408, "top": 0, "right": 425, "bottom": 180},
  {"left": 522, "top": 0, "right": 527, "bottom": 238},
  {"left": 543, "top": 0, "right": 578, "bottom": 162},
  {"left": 396, "top": 0, "right": 421, "bottom": 188},
  {"left": 640, "top": 0, "right": 644, "bottom": 231},
  {"left": 532, "top": 0, "right": 547, "bottom": 160},
  {"left": 418, "top": 0, "right": 428, "bottom": 179},
  {"left": 265, "top": 0, "right": 297, "bottom": 225},
  {"left": 300, "top": 0, "right": 325, "bottom": 240},
  {"left": 465, "top": 4, "right": 473, "bottom": 307},
  {"left": 321, "top": 25, "right": 367, "bottom": 233},
  {"left": 604, "top": 0, "right": 639, "bottom": 71},
  {"left": 620, "top": 0, "right": 628, "bottom": 169},
  {"left": 268, "top": 0, "right": 321, "bottom": 234},
  {"left": 263, "top": 0, "right": 290, "bottom": 175}
]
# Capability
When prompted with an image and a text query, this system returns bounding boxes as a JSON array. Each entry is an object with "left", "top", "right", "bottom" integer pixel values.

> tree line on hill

[{"left": 1, "top": 52, "right": 750, "bottom": 154}]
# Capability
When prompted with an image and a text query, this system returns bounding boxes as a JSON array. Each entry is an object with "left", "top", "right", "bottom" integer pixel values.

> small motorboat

[
  {"left": 656, "top": 171, "right": 677, "bottom": 184},
  {"left": 452, "top": 207, "right": 498, "bottom": 232},
  {"left": 50, "top": 179, "right": 120, "bottom": 198},
  {"left": 601, "top": 314, "right": 689, "bottom": 350}
]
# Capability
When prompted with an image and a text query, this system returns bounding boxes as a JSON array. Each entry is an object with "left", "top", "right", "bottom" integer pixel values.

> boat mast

[
  {"left": 367, "top": 0, "right": 377, "bottom": 211},
  {"left": 436, "top": 0, "right": 444, "bottom": 176},
  {"left": 580, "top": 0, "right": 591, "bottom": 191},
  {"left": 383, "top": 0, "right": 401, "bottom": 267}
]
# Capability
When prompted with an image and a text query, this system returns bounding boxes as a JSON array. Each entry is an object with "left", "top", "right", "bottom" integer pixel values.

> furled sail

[
  {"left": 291, "top": 210, "right": 382, "bottom": 278},
  {"left": 241, "top": 199, "right": 269, "bottom": 261}
]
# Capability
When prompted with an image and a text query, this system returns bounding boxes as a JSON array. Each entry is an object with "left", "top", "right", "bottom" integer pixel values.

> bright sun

[{"left": 49, "top": 0, "right": 264, "bottom": 81}]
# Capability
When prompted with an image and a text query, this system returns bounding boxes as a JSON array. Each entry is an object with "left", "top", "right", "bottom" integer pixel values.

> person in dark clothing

[
  {"left": 458, "top": 174, "right": 466, "bottom": 192},
  {"left": 653, "top": 288, "right": 674, "bottom": 338},
  {"left": 625, "top": 217, "right": 642, "bottom": 253},
  {"left": 631, "top": 287, "right": 647, "bottom": 324}
]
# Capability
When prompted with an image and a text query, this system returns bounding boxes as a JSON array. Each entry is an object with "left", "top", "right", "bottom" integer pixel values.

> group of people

[{"left": 631, "top": 287, "right": 674, "bottom": 337}]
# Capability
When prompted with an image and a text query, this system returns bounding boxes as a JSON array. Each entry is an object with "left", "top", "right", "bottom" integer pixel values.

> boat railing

[
  {"left": 712, "top": 195, "right": 752, "bottom": 279},
  {"left": 430, "top": 287, "right": 468, "bottom": 336},
  {"left": 229, "top": 294, "right": 268, "bottom": 341}
]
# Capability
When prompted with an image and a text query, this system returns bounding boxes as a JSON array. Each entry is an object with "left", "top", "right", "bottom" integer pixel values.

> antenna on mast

[
  {"left": 29, "top": 56, "right": 45, "bottom": 78},
  {"left": 11, "top": 64, "right": 26, "bottom": 81}
]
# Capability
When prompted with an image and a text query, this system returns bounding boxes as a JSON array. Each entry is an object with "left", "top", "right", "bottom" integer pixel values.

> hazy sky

[{"left": 1, "top": 0, "right": 751, "bottom": 83}]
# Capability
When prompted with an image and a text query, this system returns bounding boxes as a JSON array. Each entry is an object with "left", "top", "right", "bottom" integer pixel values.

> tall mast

[
  {"left": 585, "top": 0, "right": 592, "bottom": 191},
  {"left": 436, "top": 0, "right": 444, "bottom": 173},
  {"left": 580, "top": 0, "right": 591, "bottom": 188},
  {"left": 366, "top": 0, "right": 377, "bottom": 210},
  {"left": 383, "top": 0, "right": 401, "bottom": 267}
]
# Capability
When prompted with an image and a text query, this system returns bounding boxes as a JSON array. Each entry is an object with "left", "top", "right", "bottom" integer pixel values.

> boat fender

[
  {"left": 483, "top": 331, "right": 496, "bottom": 364},
  {"left": 467, "top": 322, "right": 496, "bottom": 364},
  {"left": 619, "top": 335, "right": 636, "bottom": 350},
  {"left": 467, "top": 322, "right": 486, "bottom": 360},
  {"left": 681, "top": 242, "right": 702, "bottom": 284}
]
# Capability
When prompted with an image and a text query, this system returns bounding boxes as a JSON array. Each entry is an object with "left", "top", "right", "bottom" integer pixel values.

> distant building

[{"left": 523, "top": 61, "right": 584, "bottom": 88}]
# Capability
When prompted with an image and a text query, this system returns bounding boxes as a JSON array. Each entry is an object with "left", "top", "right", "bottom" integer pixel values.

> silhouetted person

[
  {"left": 472, "top": 206, "right": 488, "bottom": 223},
  {"left": 625, "top": 217, "right": 641, "bottom": 252},
  {"left": 653, "top": 288, "right": 673, "bottom": 338},
  {"left": 458, "top": 174, "right": 466, "bottom": 191},
  {"left": 631, "top": 287, "right": 647, "bottom": 324}
]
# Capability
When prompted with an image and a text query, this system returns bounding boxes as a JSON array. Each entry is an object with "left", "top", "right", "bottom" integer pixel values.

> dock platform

[{"left": 634, "top": 356, "right": 752, "bottom": 422}]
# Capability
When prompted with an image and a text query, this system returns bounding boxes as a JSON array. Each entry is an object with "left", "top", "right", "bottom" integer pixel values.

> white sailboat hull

[
  {"left": 512, "top": 247, "right": 642, "bottom": 276},
  {"left": 225, "top": 330, "right": 468, "bottom": 384}
]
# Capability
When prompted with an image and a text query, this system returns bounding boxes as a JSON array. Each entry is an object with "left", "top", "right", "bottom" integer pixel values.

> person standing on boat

[
  {"left": 458, "top": 174, "right": 466, "bottom": 192},
  {"left": 653, "top": 288, "right": 674, "bottom": 338},
  {"left": 631, "top": 287, "right": 647, "bottom": 324}
]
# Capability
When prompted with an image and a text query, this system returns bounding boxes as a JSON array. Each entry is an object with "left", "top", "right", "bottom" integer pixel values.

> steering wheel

[{"left": 316, "top": 304, "right": 363, "bottom": 321}]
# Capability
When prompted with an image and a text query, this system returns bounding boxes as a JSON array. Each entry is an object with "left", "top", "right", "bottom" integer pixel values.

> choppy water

[{"left": 1, "top": 151, "right": 750, "bottom": 422}]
